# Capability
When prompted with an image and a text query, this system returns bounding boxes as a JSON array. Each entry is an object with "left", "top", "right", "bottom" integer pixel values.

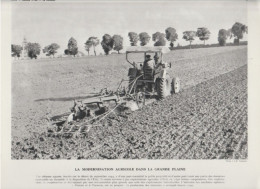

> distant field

[{"left": 11, "top": 46, "right": 247, "bottom": 159}]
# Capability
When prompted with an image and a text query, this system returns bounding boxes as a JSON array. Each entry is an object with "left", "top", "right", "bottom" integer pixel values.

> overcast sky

[{"left": 11, "top": 1, "right": 247, "bottom": 55}]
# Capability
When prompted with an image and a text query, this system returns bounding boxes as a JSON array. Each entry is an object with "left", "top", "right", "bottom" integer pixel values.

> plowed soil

[{"left": 11, "top": 46, "right": 247, "bottom": 159}]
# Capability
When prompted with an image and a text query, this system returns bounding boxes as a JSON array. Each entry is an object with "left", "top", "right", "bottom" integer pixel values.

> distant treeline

[
  {"left": 172, "top": 41, "right": 248, "bottom": 50},
  {"left": 11, "top": 22, "right": 248, "bottom": 59}
]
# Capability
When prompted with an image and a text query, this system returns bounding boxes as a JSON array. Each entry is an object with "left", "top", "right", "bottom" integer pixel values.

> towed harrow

[{"left": 49, "top": 76, "right": 148, "bottom": 136}]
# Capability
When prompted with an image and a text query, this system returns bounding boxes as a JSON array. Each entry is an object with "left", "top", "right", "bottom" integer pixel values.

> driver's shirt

[{"left": 144, "top": 59, "right": 155, "bottom": 69}]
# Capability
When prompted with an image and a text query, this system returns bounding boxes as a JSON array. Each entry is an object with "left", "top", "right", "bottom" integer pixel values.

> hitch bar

[{"left": 82, "top": 95, "right": 120, "bottom": 107}]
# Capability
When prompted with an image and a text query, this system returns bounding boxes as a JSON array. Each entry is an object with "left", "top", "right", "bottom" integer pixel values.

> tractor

[{"left": 126, "top": 46, "right": 180, "bottom": 107}]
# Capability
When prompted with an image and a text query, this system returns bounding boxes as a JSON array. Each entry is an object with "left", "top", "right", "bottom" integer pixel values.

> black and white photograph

[
  {"left": 9, "top": 0, "right": 249, "bottom": 160},
  {"left": 3, "top": 0, "right": 260, "bottom": 188}
]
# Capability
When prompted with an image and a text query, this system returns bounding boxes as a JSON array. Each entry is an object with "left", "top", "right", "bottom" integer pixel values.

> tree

[
  {"left": 128, "top": 32, "right": 139, "bottom": 46},
  {"left": 43, "top": 43, "right": 60, "bottom": 57},
  {"left": 64, "top": 49, "right": 69, "bottom": 55},
  {"left": 84, "top": 40, "right": 92, "bottom": 56},
  {"left": 183, "top": 31, "right": 196, "bottom": 49},
  {"left": 25, "top": 43, "right": 41, "bottom": 59},
  {"left": 196, "top": 27, "right": 210, "bottom": 45},
  {"left": 218, "top": 29, "right": 232, "bottom": 46},
  {"left": 139, "top": 32, "right": 151, "bottom": 46},
  {"left": 112, "top": 35, "right": 123, "bottom": 54},
  {"left": 152, "top": 32, "right": 166, "bottom": 46},
  {"left": 101, "top": 34, "right": 114, "bottom": 55},
  {"left": 231, "top": 22, "right": 248, "bottom": 45},
  {"left": 165, "top": 27, "right": 178, "bottom": 49},
  {"left": 64, "top": 37, "right": 78, "bottom": 57},
  {"left": 11, "top": 44, "right": 23, "bottom": 59},
  {"left": 85, "top": 37, "right": 99, "bottom": 56}
]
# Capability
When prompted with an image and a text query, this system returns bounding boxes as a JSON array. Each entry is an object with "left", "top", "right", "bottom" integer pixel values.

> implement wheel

[{"left": 135, "top": 91, "right": 145, "bottom": 108}]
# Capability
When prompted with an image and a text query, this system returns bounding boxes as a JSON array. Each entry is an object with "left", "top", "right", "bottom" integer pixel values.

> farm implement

[{"left": 49, "top": 46, "right": 180, "bottom": 136}]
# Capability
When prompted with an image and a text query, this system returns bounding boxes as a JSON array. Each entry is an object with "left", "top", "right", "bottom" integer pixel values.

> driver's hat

[{"left": 145, "top": 55, "right": 151, "bottom": 59}]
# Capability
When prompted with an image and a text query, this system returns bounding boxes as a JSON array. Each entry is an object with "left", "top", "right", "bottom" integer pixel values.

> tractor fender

[{"left": 158, "top": 69, "right": 167, "bottom": 78}]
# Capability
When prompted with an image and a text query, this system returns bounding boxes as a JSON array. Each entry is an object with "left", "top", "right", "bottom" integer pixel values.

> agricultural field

[{"left": 11, "top": 46, "right": 247, "bottom": 159}]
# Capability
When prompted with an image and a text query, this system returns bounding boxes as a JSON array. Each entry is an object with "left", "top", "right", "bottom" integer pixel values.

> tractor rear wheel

[
  {"left": 157, "top": 74, "right": 172, "bottom": 99},
  {"left": 171, "top": 77, "right": 180, "bottom": 94}
]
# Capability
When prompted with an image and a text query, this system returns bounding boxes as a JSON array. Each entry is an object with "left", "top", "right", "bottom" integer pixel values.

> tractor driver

[
  {"left": 143, "top": 54, "right": 155, "bottom": 70},
  {"left": 143, "top": 54, "right": 155, "bottom": 91}
]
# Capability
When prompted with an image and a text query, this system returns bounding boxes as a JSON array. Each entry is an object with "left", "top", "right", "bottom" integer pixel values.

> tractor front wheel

[
  {"left": 157, "top": 75, "right": 172, "bottom": 99},
  {"left": 171, "top": 77, "right": 180, "bottom": 94}
]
